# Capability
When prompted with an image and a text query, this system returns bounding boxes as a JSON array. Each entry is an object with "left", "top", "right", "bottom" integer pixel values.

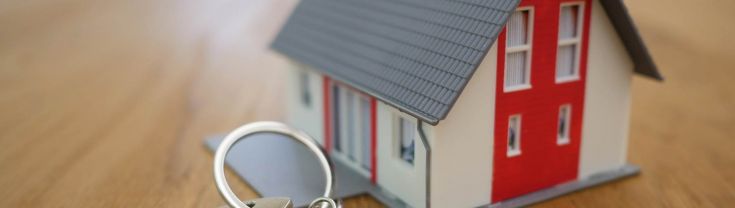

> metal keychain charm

[{"left": 213, "top": 121, "right": 339, "bottom": 208}]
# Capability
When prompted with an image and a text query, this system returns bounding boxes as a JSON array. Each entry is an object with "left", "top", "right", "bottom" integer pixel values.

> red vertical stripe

[
  {"left": 580, "top": 0, "right": 592, "bottom": 91},
  {"left": 323, "top": 76, "right": 332, "bottom": 154},
  {"left": 492, "top": 0, "right": 591, "bottom": 202},
  {"left": 369, "top": 97, "right": 378, "bottom": 184}
]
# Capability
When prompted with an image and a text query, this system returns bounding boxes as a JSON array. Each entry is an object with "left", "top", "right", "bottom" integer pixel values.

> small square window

[
  {"left": 299, "top": 71, "right": 311, "bottom": 107},
  {"left": 397, "top": 116, "right": 415, "bottom": 165},
  {"left": 557, "top": 105, "right": 572, "bottom": 145},
  {"left": 507, "top": 115, "right": 522, "bottom": 157}
]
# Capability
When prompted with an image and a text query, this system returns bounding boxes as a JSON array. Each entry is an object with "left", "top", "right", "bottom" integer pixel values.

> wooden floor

[{"left": 0, "top": 0, "right": 733, "bottom": 207}]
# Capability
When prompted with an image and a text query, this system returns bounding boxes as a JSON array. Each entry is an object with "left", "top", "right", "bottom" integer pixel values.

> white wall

[
  {"left": 286, "top": 61, "right": 428, "bottom": 207},
  {"left": 285, "top": 63, "right": 325, "bottom": 145},
  {"left": 376, "top": 103, "right": 427, "bottom": 207},
  {"left": 430, "top": 43, "right": 497, "bottom": 207},
  {"left": 578, "top": 0, "right": 634, "bottom": 179}
]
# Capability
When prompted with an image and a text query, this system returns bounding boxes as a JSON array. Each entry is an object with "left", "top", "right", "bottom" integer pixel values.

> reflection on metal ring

[{"left": 213, "top": 121, "right": 335, "bottom": 208}]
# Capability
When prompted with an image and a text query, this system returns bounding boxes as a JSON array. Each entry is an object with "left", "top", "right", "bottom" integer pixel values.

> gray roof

[{"left": 272, "top": 0, "right": 661, "bottom": 125}]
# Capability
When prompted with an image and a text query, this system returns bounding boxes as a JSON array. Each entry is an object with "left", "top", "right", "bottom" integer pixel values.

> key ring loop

[{"left": 213, "top": 121, "right": 335, "bottom": 208}]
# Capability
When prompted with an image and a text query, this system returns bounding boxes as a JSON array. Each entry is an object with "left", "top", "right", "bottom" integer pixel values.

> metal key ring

[{"left": 213, "top": 121, "right": 335, "bottom": 208}]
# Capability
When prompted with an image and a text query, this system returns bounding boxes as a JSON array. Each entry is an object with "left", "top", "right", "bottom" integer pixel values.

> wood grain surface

[{"left": 0, "top": 0, "right": 733, "bottom": 207}]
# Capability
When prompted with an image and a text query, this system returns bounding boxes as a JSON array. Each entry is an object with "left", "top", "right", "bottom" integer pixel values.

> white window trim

[
  {"left": 393, "top": 113, "right": 416, "bottom": 167},
  {"left": 504, "top": 83, "right": 532, "bottom": 92},
  {"left": 507, "top": 114, "right": 522, "bottom": 157},
  {"left": 556, "top": 2, "right": 585, "bottom": 83},
  {"left": 557, "top": 104, "right": 572, "bottom": 145},
  {"left": 504, "top": 7, "right": 534, "bottom": 93}
]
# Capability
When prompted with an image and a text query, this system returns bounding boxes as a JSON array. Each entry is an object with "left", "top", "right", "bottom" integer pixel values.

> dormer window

[
  {"left": 556, "top": 3, "right": 584, "bottom": 82},
  {"left": 504, "top": 8, "right": 533, "bottom": 92}
]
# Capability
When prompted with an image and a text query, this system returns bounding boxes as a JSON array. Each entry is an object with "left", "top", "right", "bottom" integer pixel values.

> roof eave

[{"left": 600, "top": 0, "right": 663, "bottom": 81}]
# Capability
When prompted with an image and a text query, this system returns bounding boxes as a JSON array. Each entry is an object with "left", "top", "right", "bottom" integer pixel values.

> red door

[{"left": 492, "top": 0, "right": 592, "bottom": 202}]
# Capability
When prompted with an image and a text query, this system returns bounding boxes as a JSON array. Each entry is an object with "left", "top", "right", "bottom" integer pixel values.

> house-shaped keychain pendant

[{"left": 208, "top": 0, "right": 662, "bottom": 207}]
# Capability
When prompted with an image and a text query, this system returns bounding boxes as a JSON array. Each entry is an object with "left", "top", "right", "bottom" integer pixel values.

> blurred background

[{"left": 0, "top": 0, "right": 733, "bottom": 207}]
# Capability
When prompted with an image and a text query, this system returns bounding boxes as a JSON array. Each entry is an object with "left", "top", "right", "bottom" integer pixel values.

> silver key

[{"left": 213, "top": 121, "right": 340, "bottom": 208}]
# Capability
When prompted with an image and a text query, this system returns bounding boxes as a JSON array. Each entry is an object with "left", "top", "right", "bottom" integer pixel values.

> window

[
  {"left": 330, "top": 83, "right": 373, "bottom": 174},
  {"left": 557, "top": 104, "right": 571, "bottom": 145},
  {"left": 331, "top": 84, "right": 341, "bottom": 152},
  {"left": 507, "top": 115, "right": 522, "bottom": 157},
  {"left": 334, "top": 85, "right": 358, "bottom": 156},
  {"left": 345, "top": 90, "right": 355, "bottom": 158},
  {"left": 397, "top": 116, "right": 415, "bottom": 165},
  {"left": 505, "top": 8, "right": 533, "bottom": 91},
  {"left": 556, "top": 3, "right": 584, "bottom": 82},
  {"left": 360, "top": 97, "right": 372, "bottom": 170},
  {"left": 299, "top": 71, "right": 311, "bottom": 107}
]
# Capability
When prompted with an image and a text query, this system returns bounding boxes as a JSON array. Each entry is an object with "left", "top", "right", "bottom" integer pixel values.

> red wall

[{"left": 492, "top": 0, "right": 592, "bottom": 202}]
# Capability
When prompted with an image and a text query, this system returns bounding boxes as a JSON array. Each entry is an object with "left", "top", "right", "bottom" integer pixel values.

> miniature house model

[{"left": 273, "top": 0, "right": 662, "bottom": 207}]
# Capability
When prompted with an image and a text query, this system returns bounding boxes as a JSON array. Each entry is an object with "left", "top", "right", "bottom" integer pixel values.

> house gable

[{"left": 599, "top": 0, "right": 661, "bottom": 80}]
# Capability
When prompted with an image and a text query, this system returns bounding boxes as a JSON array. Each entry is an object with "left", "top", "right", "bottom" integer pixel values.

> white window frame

[
  {"left": 507, "top": 114, "right": 522, "bottom": 157},
  {"left": 557, "top": 104, "right": 572, "bottom": 145},
  {"left": 556, "top": 2, "right": 585, "bottom": 83},
  {"left": 504, "top": 7, "right": 534, "bottom": 92},
  {"left": 394, "top": 114, "right": 416, "bottom": 166}
]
